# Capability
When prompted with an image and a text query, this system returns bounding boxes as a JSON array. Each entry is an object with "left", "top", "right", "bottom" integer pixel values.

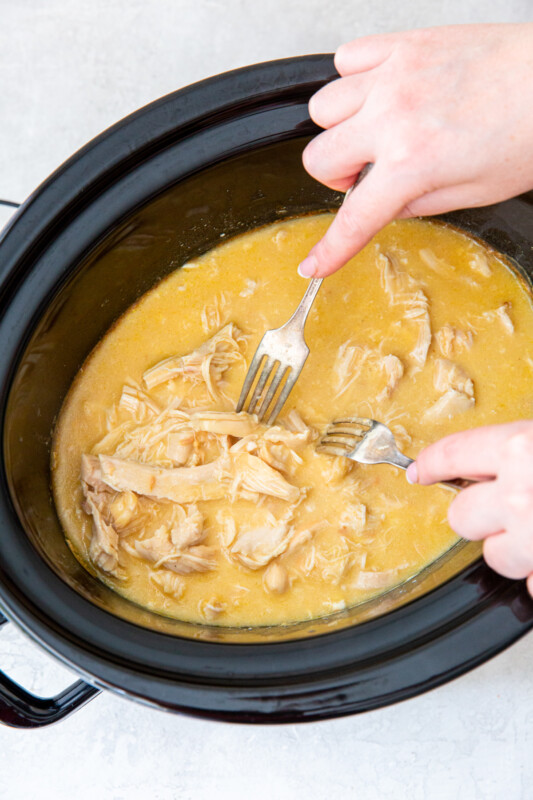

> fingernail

[
  {"left": 298, "top": 255, "right": 318, "bottom": 278},
  {"left": 406, "top": 462, "right": 418, "bottom": 484}
]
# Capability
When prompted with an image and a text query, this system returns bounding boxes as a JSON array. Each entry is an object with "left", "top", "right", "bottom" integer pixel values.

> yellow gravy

[{"left": 52, "top": 214, "right": 533, "bottom": 626}]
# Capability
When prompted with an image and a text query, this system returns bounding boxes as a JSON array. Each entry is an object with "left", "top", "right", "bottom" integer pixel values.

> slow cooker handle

[{"left": 0, "top": 610, "right": 101, "bottom": 728}]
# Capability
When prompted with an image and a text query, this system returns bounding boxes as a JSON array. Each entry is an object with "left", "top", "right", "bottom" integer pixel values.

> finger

[
  {"left": 447, "top": 480, "right": 505, "bottom": 540},
  {"left": 309, "top": 75, "right": 369, "bottom": 130},
  {"left": 335, "top": 34, "right": 397, "bottom": 76},
  {"left": 483, "top": 532, "right": 533, "bottom": 580},
  {"left": 297, "top": 161, "right": 417, "bottom": 278},
  {"left": 527, "top": 574, "right": 533, "bottom": 599},
  {"left": 302, "top": 116, "right": 371, "bottom": 187},
  {"left": 413, "top": 421, "right": 533, "bottom": 485}
]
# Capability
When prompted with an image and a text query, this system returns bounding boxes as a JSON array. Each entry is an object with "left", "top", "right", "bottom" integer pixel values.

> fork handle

[{"left": 388, "top": 456, "right": 475, "bottom": 493}]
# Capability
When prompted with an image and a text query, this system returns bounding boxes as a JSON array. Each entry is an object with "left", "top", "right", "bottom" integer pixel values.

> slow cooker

[{"left": 0, "top": 55, "right": 532, "bottom": 729}]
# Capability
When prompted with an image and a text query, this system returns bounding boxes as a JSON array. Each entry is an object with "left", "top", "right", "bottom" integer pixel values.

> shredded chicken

[
  {"left": 166, "top": 429, "right": 195, "bottom": 465},
  {"left": 231, "top": 524, "right": 293, "bottom": 569},
  {"left": 339, "top": 503, "right": 367, "bottom": 536},
  {"left": 433, "top": 358, "right": 474, "bottom": 398},
  {"left": 198, "top": 598, "right": 226, "bottom": 621},
  {"left": 484, "top": 303, "right": 514, "bottom": 334},
  {"left": 119, "top": 385, "right": 161, "bottom": 420},
  {"left": 424, "top": 388, "right": 475, "bottom": 421},
  {"left": 353, "top": 568, "right": 399, "bottom": 590},
  {"left": 109, "top": 491, "right": 138, "bottom": 529},
  {"left": 190, "top": 410, "right": 259, "bottom": 437},
  {"left": 85, "top": 494, "right": 120, "bottom": 577},
  {"left": 90, "top": 451, "right": 299, "bottom": 505},
  {"left": 435, "top": 325, "right": 474, "bottom": 357},
  {"left": 377, "top": 250, "right": 431, "bottom": 370},
  {"left": 149, "top": 571, "right": 185, "bottom": 598},
  {"left": 263, "top": 562, "right": 289, "bottom": 593},
  {"left": 419, "top": 248, "right": 455, "bottom": 275},
  {"left": 377, "top": 354, "right": 404, "bottom": 403},
  {"left": 142, "top": 323, "right": 245, "bottom": 399},
  {"left": 469, "top": 252, "right": 492, "bottom": 277},
  {"left": 134, "top": 526, "right": 217, "bottom": 574},
  {"left": 201, "top": 293, "right": 229, "bottom": 334},
  {"left": 169, "top": 504, "right": 205, "bottom": 549},
  {"left": 333, "top": 342, "right": 370, "bottom": 397}
]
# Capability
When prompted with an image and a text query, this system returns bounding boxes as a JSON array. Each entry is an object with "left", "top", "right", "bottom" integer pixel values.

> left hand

[{"left": 407, "top": 421, "right": 533, "bottom": 595}]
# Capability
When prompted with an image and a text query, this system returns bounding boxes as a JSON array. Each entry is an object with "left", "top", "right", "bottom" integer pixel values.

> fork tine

[
  {"left": 331, "top": 416, "right": 373, "bottom": 426},
  {"left": 320, "top": 436, "right": 357, "bottom": 449},
  {"left": 326, "top": 425, "right": 369, "bottom": 437},
  {"left": 236, "top": 349, "right": 267, "bottom": 413},
  {"left": 257, "top": 365, "right": 290, "bottom": 421},
  {"left": 247, "top": 356, "right": 276, "bottom": 415},
  {"left": 265, "top": 370, "right": 297, "bottom": 425},
  {"left": 316, "top": 444, "right": 352, "bottom": 457}
]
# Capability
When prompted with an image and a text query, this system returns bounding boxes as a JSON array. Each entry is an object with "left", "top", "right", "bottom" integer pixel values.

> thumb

[{"left": 298, "top": 164, "right": 417, "bottom": 278}]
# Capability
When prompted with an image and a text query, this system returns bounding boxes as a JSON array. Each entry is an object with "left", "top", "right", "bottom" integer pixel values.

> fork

[
  {"left": 236, "top": 165, "right": 373, "bottom": 424},
  {"left": 317, "top": 416, "right": 474, "bottom": 492}
]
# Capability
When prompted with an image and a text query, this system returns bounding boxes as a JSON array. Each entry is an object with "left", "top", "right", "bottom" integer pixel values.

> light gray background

[{"left": 1, "top": 2, "right": 532, "bottom": 798}]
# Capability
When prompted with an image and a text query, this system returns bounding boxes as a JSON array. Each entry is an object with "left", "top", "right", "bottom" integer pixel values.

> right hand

[{"left": 298, "top": 23, "right": 533, "bottom": 278}]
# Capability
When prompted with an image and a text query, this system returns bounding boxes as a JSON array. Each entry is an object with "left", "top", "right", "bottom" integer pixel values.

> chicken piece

[
  {"left": 257, "top": 441, "right": 302, "bottom": 474},
  {"left": 339, "top": 503, "right": 367, "bottom": 536},
  {"left": 134, "top": 527, "right": 217, "bottom": 574},
  {"left": 149, "top": 571, "right": 185, "bottom": 598},
  {"left": 353, "top": 568, "right": 399, "bottom": 590},
  {"left": 419, "top": 248, "right": 454, "bottom": 275},
  {"left": 239, "top": 278, "right": 259, "bottom": 297},
  {"left": 469, "top": 252, "right": 492, "bottom": 277},
  {"left": 377, "top": 355, "right": 404, "bottom": 403},
  {"left": 85, "top": 494, "right": 120, "bottom": 577},
  {"left": 97, "top": 454, "right": 228, "bottom": 503},
  {"left": 435, "top": 325, "right": 474, "bottom": 357},
  {"left": 378, "top": 252, "right": 431, "bottom": 370},
  {"left": 142, "top": 323, "right": 245, "bottom": 399},
  {"left": 190, "top": 410, "right": 259, "bottom": 438},
  {"left": 433, "top": 358, "right": 474, "bottom": 398},
  {"left": 323, "top": 455, "right": 353, "bottom": 485},
  {"left": 81, "top": 453, "right": 110, "bottom": 494},
  {"left": 169, "top": 504, "right": 205, "bottom": 549},
  {"left": 282, "top": 409, "right": 312, "bottom": 435},
  {"left": 198, "top": 598, "right": 226, "bottom": 621},
  {"left": 91, "top": 451, "right": 299, "bottom": 505},
  {"left": 231, "top": 524, "right": 292, "bottom": 569},
  {"left": 229, "top": 453, "right": 300, "bottom": 503},
  {"left": 166, "top": 429, "right": 195, "bottom": 465},
  {"left": 119, "top": 385, "right": 161, "bottom": 419},
  {"left": 201, "top": 293, "right": 228, "bottom": 334},
  {"left": 483, "top": 303, "right": 514, "bottom": 334},
  {"left": 109, "top": 491, "right": 138, "bottom": 529},
  {"left": 333, "top": 341, "right": 370, "bottom": 397},
  {"left": 316, "top": 543, "right": 367, "bottom": 585},
  {"left": 263, "top": 562, "right": 289, "bottom": 594},
  {"left": 423, "top": 388, "right": 475, "bottom": 421},
  {"left": 262, "top": 424, "right": 312, "bottom": 450}
]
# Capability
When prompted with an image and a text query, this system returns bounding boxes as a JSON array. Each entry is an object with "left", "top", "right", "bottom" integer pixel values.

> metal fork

[
  {"left": 317, "top": 416, "right": 474, "bottom": 492},
  {"left": 236, "top": 165, "right": 373, "bottom": 424}
]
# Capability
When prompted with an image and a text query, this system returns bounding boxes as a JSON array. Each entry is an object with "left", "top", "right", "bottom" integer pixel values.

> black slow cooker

[{"left": 0, "top": 55, "right": 532, "bottom": 729}]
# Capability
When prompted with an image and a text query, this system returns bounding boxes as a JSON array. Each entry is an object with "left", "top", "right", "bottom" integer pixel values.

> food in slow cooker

[{"left": 52, "top": 214, "right": 533, "bottom": 626}]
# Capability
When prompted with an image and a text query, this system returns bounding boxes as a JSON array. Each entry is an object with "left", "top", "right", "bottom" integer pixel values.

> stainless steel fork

[
  {"left": 317, "top": 416, "right": 474, "bottom": 492},
  {"left": 236, "top": 165, "right": 373, "bottom": 424}
]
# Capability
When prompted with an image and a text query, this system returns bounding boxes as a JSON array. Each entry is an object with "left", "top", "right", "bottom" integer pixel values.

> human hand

[
  {"left": 405, "top": 421, "right": 533, "bottom": 595},
  {"left": 299, "top": 23, "right": 533, "bottom": 278}
]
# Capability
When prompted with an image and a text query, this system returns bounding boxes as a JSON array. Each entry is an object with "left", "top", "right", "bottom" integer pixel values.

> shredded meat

[
  {"left": 435, "top": 325, "right": 474, "bottom": 357},
  {"left": 424, "top": 388, "right": 475, "bottom": 421},
  {"left": 377, "top": 354, "right": 404, "bottom": 403},
  {"left": 142, "top": 323, "right": 245, "bottom": 399},
  {"left": 377, "top": 250, "right": 431, "bottom": 370},
  {"left": 433, "top": 358, "right": 474, "bottom": 397},
  {"left": 85, "top": 494, "right": 120, "bottom": 577},
  {"left": 231, "top": 524, "right": 293, "bottom": 569}
]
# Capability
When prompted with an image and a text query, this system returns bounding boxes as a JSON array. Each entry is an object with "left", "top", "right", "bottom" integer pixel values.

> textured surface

[{"left": 1, "top": 2, "right": 533, "bottom": 798}]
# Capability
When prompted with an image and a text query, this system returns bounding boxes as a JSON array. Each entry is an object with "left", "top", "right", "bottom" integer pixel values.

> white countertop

[{"left": 1, "top": 2, "right": 532, "bottom": 797}]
